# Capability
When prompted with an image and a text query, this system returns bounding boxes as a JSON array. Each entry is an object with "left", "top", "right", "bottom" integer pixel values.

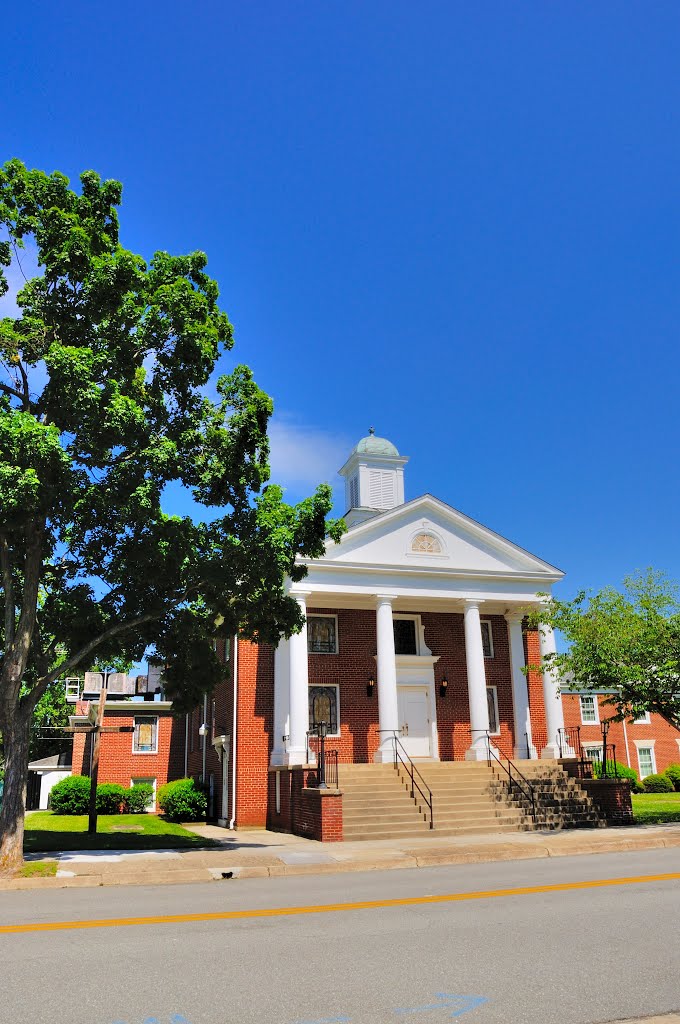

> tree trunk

[{"left": 0, "top": 707, "right": 31, "bottom": 874}]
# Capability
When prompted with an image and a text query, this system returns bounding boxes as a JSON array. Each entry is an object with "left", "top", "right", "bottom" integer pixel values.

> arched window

[{"left": 411, "top": 532, "right": 442, "bottom": 554}]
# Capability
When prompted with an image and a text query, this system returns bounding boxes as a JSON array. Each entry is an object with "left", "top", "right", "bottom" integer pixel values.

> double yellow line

[{"left": 2, "top": 871, "right": 678, "bottom": 935}]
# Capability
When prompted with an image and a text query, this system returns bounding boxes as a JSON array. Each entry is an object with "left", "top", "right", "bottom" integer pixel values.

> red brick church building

[{"left": 67, "top": 432, "right": 679, "bottom": 835}]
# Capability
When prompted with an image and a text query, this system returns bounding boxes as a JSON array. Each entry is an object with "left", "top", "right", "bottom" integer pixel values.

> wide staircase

[{"left": 338, "top": 760, "right": 604, "bottom": 841}]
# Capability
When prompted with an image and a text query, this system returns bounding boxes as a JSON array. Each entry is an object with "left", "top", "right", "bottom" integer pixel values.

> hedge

[
  {"left": 643, "top": 773, "right": 674, "bottom": 793},
  {"left": 663, "top": 764, "right": 680, "bottom": 792},
  {"left": 49, "top": 776, "right": 155, "bottom": 814},
  {"left": 157, "top": 778, "right": 206, "bottom": 821}
]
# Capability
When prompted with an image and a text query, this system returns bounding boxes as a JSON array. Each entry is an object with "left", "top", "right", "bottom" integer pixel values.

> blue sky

[{"left": 3, "top": 2, "right": 680, "bottom": 599}]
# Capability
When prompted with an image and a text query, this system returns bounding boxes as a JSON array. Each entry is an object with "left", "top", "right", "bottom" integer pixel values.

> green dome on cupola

[{"left": 352, "top": 427, "right": 400, "bottom": 458}]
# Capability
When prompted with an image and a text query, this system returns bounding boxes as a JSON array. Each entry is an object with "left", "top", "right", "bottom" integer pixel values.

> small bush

[
  {"left": 157, "top": 778, "right": 206, "bottom": 822},
  {"left": 592, "top": 760, "right": 637, "bottom": 785},
  {"left": 643, "top": 773, "right": 674, "bottom": 793},
  {"left": 49, "top": 775, "right": 90, "bottom": 814},
  {"left": 124, "top": 783, "right": 154, "bottom": 813},
  {"left": 96, "top": 783, "right": 127, "bottom": 814},
  {"left": 664, "top": 764, "right": 680, "bottom": 792}
]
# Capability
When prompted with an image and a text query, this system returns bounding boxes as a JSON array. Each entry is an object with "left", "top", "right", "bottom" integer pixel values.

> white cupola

[{"left": 338, "top": 428, "right": 409, "bottom": 528}]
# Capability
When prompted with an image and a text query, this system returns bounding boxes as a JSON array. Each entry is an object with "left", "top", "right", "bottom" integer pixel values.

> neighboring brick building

[
  {"left": 562, "top": 690, "right": 680, "bottom": 780},
  {"left": 70, "top": 700, "right": 185, "bottom": 809}
]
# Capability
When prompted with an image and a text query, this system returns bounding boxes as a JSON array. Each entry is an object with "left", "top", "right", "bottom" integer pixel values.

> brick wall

[
  {"left": 267, "top": 767, "right": 343, "bottom": 841},
  {"left": 71, "top": 701, "right": 185, "bottom": 806}
]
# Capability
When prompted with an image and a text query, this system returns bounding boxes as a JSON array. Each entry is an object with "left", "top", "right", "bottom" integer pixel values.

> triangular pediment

[{"left": 320, "top": 495, "right": 562, "bottom": 578}]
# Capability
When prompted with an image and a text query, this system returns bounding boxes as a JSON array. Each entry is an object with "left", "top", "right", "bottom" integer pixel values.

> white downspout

[
  {"left": 229, "top": 635, "right": 238, "bottom": 830},
  {"left": 621, "top": 715, "right": 631, "bottom": 768},
  {"left": 202, "top": 694, "right": 208, "bottom": 783},
  {"left": 184, "top": 713, "right": 189, "bottom": 777}
]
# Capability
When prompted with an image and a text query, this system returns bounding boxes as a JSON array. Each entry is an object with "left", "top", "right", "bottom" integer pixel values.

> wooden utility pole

[{"left": 88, "top": 685, "right": 107, "bottom": 834}]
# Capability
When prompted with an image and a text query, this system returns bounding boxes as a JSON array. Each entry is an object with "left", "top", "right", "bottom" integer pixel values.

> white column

[
  {"left": 506, "top": 612, "right": 535, "bottom": 759},
  {"left": 539, "top": 620, "right": 565, "bottom": 759},
  {"left": 283, "top": 592, "right": 312, "bottom": 766},
  {"left": 374, "top": 595, "right": 399, "bottom": 762},
  {"left": 270, "top": 639, "right": 290, "bottom": 766},
  {"left": 463, "top": 600, "right": 496, "bottom": 761}
]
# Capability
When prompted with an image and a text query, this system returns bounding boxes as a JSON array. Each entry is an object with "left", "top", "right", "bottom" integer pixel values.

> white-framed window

[
  {"left": 133, "top": 716, "right": 158, "bottom": 754},
  {"left": 411, "top": 532, "right": 442, "bottom": 554},
  {"left": 480, "top": 620, "right": 494, "bottom": 659},
  {"left": 393, "top": 614, "right": 419, "bottom": 655},
  {"left": 579, "top": 695, "right": 599, "bottom": 724},
  {"left": 308, "top": 684, "right": 340, "bottom": 736},
  {"left": 583, "top": 744, "right": 603, "bottom": 763},
  {"left": 130, "top": 777, "right": 157, "bottom": 811},
  {"left": 633, "top": 710, "right": 651, "bottom": 724},
  {"left": 635, "top": 742, "right": 656, "bottom": 779},
  {"left": 307, "top": 615, "right": 338, "bottom": 654},
  {"left": 486, "top": 686, "right": 500, "bottom": 735}
]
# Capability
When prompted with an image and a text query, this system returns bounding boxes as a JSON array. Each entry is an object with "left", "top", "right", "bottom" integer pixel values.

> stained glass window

[
  {"left": 481, "top": 620, "right": 494, "bottom": 658},
  {"left": 308, "top": 685, "right": 339, "bottom": 734},
  {"left": 307, "top": 616, "right": 337, "bottom": 653},
  {"left": 133, "top": 716, "right": 158, "bottom": 753}
]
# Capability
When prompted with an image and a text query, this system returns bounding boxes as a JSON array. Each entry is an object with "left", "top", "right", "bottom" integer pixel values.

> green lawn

[
  {"left": 632, "top": 792, "right": 680, "bottom": 825},
  {"left": 24, "top": 812, "right": 215, "bottom": 852}
]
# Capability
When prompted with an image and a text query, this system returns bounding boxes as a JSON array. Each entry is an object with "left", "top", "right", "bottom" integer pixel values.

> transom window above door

[
  {"left": 307, "top": 615, "right": 338, "bottom": 654},
  {"left": 393, "top": 617, "right": 418, "bottom": 655}
]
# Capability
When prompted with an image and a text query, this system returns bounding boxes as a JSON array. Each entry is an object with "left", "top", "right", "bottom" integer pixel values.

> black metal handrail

[
  {"left": 379, "top": 729, "right": 434, "bottom": 829},
  {"left": 306, "top": 725, "right": 339, "bottom": 789},
  {"left": 557, "top": 726, "right": 583, "bottom": 759},
  {"left": 479, "top": 731, "right": 538, "bottom": 826}
]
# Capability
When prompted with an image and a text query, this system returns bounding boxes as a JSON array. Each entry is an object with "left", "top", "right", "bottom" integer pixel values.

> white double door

[{"left": 397, "top": 685, "right": 431, "bottom": 758}]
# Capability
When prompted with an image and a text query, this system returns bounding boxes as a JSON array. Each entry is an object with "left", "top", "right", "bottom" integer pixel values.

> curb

[{"left": 2, "top": 830, "right": 680, "bottom": 890}]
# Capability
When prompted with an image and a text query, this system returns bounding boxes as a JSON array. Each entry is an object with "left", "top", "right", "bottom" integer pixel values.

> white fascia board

[
  {"left": 326, "top": 494, "right": 564, "bottom": 578},
  {"left": 305, "top": 559, "right": 561, "bottom": 584}
]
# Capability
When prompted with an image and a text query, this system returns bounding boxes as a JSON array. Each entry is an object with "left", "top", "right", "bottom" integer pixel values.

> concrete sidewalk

[{"left": 3, "top": 821, "right": 680, "bottom": 890}]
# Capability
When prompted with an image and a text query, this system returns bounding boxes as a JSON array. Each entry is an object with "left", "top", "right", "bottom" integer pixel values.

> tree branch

[
  {"left": 0, "top": 534, "right": 15, "bottom": 647},
  {"left": 0, "top": 381, "right": 25, "bottom": 404},
  {"left": 28, "top": 611, "right": 159, "bottom": 706}
]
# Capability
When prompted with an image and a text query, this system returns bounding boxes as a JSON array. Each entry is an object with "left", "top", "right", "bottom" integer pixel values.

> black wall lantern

[
  {"left": 367, "top": 675, "right": 375, "bottom": 698},
  {"left": 439, "top": 676, "right": 448, "bottom": 699}
]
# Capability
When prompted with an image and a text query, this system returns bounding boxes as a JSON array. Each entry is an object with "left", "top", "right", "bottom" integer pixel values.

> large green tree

[
  {"left": 535, "top": 569, "right": 680, "bottom": 727},
  {"left": 0, "top": 159, "right": 343, "bottom": 872}
]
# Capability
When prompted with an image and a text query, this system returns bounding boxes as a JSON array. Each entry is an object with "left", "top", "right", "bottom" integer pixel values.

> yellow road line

[{"left": 1, "top": 871, "right": 679, "bottom": 935}]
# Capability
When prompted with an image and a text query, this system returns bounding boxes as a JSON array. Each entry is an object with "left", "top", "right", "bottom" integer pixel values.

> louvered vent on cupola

[{"left": 368, "top": 469, "right": 396, "bottom": 509}]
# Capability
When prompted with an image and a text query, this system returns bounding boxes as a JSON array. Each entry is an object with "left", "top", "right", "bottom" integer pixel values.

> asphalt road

[{"left": 2, "top": 848, "right": 680, "bottom": 1024}]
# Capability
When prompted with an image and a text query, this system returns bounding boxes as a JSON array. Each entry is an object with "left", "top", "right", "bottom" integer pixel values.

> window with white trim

[
  {"left": 307, "top": 615, "right": 338, "bottom": 654},
  {"left": 411, "top": 532, "right": 442, "bottom": 554},
  {"left": 133, "top": 716, "right": 158, "bottom": 754},
  {"left": 131, "top": 777, "right": 157, "bottom": 811},
  {"left": 637, "top": 745, "right": 655, "bottom": 778},
  {"left": 393, "top": 616, "right": 418, "bottom": 655},
  {"left": 583, "top": 744, "right": 603, "bottom": 763},
  {"left": 633, "top": 710, "right": 651, "bottom": 724},
  {"left": 308, "top": 685, "right": 340, "bottom": 736},
  {"left": 579, "top": 695, "right": 599, "bottom": 724},
  {"left": 480, "top": 620, "right": 494, "bottom": 659},
  {"left": 486, "top": 686, "right": 500, "bottom": 735}
]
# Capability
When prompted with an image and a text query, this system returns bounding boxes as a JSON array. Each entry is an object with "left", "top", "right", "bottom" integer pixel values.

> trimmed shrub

[
  {"left": 124, "top": 783, "right": 154, "bottom": 813},
  {"left": 643, "top": 773, "right": 674, "bottom": 793},
  {"left": 592, "top": 760, "right": 637, "bottom": 785},
  {"left": 96, "top": 783, "right": 127, "bottom": 814},
  {"left": 157, "top": 778, "right": 206, "bottom": 822},
  {"left": 663, "top": 764, "right": 680, "bottom": 792},
  {"left": 49, "top": 774, "right": 90, "bottom": 814}
]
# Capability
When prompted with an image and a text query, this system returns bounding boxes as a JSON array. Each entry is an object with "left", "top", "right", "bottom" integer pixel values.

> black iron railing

[
  {"left": 557, "top": 726, "right": 583, "bottom": 759},
  {"left": 379, "top": 729, "right": 434, "bottom": 829},
  {"left": 476, "top": 730, "right": 538, "bottom": 826},
  {"left": 306, "top": 725, "right": 339, "bottom": 789}
]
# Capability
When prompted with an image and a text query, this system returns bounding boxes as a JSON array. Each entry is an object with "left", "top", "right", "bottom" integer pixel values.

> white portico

[{"left": 270, "top": 432, "right": 565, "bottom": 767}]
